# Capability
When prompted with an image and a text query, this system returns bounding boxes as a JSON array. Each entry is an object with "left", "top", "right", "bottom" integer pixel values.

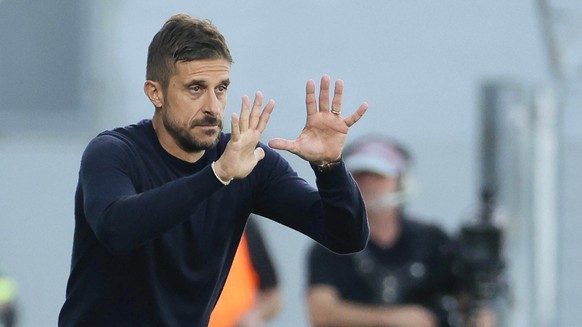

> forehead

[{"left": 172, "top": 59, "right": 231, "bottom": 81}]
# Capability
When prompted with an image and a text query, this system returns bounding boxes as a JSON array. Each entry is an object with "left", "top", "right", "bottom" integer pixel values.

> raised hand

[
  {"left": 268, "top": 75, "right": 367, "bottom": 164},
  {"left": 214, "top": 92, "right": 275, "bottom": 182}
]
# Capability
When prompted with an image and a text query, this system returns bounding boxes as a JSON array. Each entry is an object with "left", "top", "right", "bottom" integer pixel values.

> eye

[
  {"left": 216, "top": 84, "right": 228, "bottom": 94},
  {"left": 189, "top": 85, "right": 202, "bottom": 93}
]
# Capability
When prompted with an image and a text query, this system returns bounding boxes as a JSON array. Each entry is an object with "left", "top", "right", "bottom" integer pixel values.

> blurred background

[{"left": 0, "top": 0, "right": 580, "bottom": 326}]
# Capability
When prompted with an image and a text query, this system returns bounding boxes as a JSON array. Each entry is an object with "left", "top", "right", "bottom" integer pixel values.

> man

[
  {"left": 306, "top": 135, "right": 461, "bottom": 327},
  {"left": 209, "top": 215, "right": 281, "bottom": 327},
  {"left": 58, "top": 13, "right": 369, "bottom": 326}
]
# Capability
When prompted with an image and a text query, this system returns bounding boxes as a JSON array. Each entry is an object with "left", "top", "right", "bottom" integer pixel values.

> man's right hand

[{"left": 214, "top": 92, "right": 275, "bottom": 182}]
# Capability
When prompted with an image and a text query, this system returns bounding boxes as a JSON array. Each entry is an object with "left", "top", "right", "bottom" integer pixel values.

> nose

[{"left": 203, "top": 91, "right": 222, "bottom": 116}]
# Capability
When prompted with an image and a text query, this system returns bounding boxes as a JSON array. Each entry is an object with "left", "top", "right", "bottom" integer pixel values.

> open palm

[{"left": 269, "top": 75, "right": 368, "bottom": 164}]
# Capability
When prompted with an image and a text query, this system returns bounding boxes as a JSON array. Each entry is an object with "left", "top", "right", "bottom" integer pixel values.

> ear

[{"left": 144, "top": 80, "right": 163, "bottom": 108}]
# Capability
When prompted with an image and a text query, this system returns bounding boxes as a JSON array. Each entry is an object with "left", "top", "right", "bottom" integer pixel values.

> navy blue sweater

[{"left": 58, "top": 120, "right": 368, "bottom": 326}]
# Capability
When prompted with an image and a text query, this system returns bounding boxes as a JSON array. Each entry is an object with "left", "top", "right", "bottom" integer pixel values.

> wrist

[{"left": 211, "top": 161, "right": 234, "bottom": 185}]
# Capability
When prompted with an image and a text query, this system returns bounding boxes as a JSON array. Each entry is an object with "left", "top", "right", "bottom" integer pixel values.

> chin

[{"left": 197, "top": 132, "right": 220, "bottom": 149}]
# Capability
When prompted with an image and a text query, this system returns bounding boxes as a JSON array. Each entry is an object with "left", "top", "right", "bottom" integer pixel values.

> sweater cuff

[{"left": 310, "top": 160, "right": 352, "bottom": 187}]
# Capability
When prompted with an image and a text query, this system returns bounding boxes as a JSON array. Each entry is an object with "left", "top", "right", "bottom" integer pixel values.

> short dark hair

[{"left": 146, "top": 13, "right": 233, "bottom": 90}]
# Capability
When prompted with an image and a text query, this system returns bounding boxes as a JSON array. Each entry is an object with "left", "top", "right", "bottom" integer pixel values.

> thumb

[
  {"left": 267, "top": 138, "right": 294, "bottom": 151},
  {"left": 254, "top": 147, "right": 266, "bottom": 161}
]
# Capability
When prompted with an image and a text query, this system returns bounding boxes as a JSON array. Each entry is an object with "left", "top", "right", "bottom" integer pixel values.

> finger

[
  {"left": 318, "top": 74, "right": 331, "bottom": 113},
  {"left": 305, "top": 79, "right": 317, "bottom": 115},
  {"left": 239, "top": 95, "right": 251, "bottom": 133},
  {"left": 249, "top": 91, "right": 265, "bottom": 129},
  {"left": 256, "top": 99, "right": 275, "bottom": 133},
  {"left": 230, "top": 112, "right": 240, "bottom": 140},
  {"left": 344, "top": 102, "right": 368, "bottom": 127},
  {"left": 330, "top": 79, "right": 344, "bottom": 114}
]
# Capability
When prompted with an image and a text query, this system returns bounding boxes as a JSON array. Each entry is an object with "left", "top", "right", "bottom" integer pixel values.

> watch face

[{"left": 315, "top": 161, "right": 341, "bottom": 172}]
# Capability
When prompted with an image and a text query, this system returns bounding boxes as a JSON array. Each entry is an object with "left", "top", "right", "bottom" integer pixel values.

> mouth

[
  {"left": 191, "top": 124, "right": 221, "bottom": 138},
  {"left": 190, "top": 117, "right": 221, "bottom": 131},
  {"left": 192, "top": 124, "right": 219, "bottom": 131}
]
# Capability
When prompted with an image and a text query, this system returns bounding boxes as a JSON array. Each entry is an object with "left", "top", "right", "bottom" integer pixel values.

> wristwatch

[{"left": 312, "top": 160, "right": 342, "bottom": 173}]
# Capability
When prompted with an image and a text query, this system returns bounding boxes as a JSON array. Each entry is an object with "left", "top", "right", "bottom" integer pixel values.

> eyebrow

[{"left": 185, "top": 78, "right": 231, "bottom": 88}]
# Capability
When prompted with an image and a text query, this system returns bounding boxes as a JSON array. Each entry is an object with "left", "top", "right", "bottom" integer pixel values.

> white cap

[{"left": 344, "top": 136, "right": 409, "bottom": 177}]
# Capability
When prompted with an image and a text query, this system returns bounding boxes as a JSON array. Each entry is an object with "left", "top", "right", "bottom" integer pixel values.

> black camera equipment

[{"left": 458, "top": 186, "right": 505, "bottom": 305}]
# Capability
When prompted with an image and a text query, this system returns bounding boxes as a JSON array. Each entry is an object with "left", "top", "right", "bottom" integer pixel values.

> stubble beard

[{"left": 162, "top": 109, "right": 223, "bottom": 153}]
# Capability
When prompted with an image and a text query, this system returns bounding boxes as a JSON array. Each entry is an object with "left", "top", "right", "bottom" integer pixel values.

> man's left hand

[{"left": 268, "top": 74, "right": 368, "bottom": 164}]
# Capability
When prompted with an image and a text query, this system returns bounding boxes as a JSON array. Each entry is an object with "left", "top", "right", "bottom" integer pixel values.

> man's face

[
  {"left": 159, "top": 59, "right": 231, "bottom": 152},
  {"left": 353, "top": 172, "right": 399, "bottom": 208},
  {"left": 353, "top": 171, "right": 400, "bottom": 217}
]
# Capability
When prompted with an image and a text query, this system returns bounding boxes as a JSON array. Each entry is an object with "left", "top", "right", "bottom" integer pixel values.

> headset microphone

[{"left": 377, "top": 191, "right": 406, "bottom": 209}]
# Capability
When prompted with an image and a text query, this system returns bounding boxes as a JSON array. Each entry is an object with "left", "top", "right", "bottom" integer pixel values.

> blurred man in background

[
  {"left": 306, "top": 135, "right": 463, "bottom": 327},
  {"left": 209, "top": 215, "right": 281, "bottom": 327}
]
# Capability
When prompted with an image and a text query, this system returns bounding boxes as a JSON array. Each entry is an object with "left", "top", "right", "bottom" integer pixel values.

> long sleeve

[
  {"left": 252, "top": 147, "right": 369, "bottom": 255},
  {"left": 309, "top": 161, "right": 369, "bottom": 253},
  {"left": 79, "top": 133, "right": 226, "bottom": 254}
]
